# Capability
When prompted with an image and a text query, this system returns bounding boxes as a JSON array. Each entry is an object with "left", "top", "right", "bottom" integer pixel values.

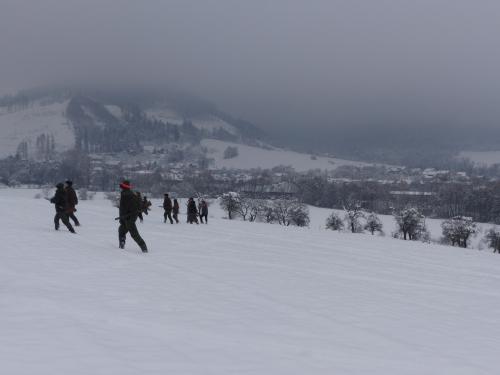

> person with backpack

[
  {"left": 142, "top": 195, "right": 152, "bottom": 216},
  {"left": 50, "top": 182, "right": 76, "bottom": 233},
  {"left": 187, "top": 197, "right": 199, "bottom": 224},
  {"left": 172, "top": 198, "right": 180, "bottom": 223},
  {"left": 65, "top": 180, "right": 80, "bottom": 226},
  {"left": 163, "top": 193, "right": 174, "bottom": 224},
  {"left": 135, "top": 192, "right": 144, "bottom": 222},
  {"left": 118, "top": 180, "right": 148, "bottom": 253},
  {"left": 199, "top": 199, "right": 208, "bottom": 224}
]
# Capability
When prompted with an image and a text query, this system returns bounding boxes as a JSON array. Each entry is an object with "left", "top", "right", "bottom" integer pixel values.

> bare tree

[
  {"left": 485, "top": 228, "right": 500, "bottom": 253},
  {"left": 272, "top": 199, "right": 309, "bottom": 227},
  {"left": 288, "top": 203, "right": 310, "bottom": 227},
  {"left": 364, "top": 212, "right": 383, "bottom": 235},
  {"left": 220, "top": 192, "right": 240, "bottom": 220},
  {"left": 326, "top": 212, "right": 344, "bottom": 231},
  {"left": 248, "top": 199, "right": 263, "bottom": 222},
  {"left": 260, "top": 201, "right": 276, "bottom": 224},
  {"left": 235, "top": 196, "right": 252, "bottom": 221},
  {"left": 394, "top": 207, "right": 428, "bottom": 241},
  {"left": 441, "top": 216, "right": 477, "bottom": 248},
  {"left": 344, "top": 201, "right": 365, "bottom": 233}
]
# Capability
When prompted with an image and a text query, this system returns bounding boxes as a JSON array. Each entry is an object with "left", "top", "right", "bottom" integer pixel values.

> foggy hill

[{"left": 0, "top": 86, "right": 267, "bottom": 159}]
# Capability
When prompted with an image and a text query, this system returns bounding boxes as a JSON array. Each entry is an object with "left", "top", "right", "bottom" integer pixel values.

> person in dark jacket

[
  {"left": 50, "top": 182, "right": 76, "bottom": 233},
  {"left": 118, "top": 180, "right": 148, "bottom": 253},
  {"left": 65, "top": 180, "right": 80, "bottom": 226},
  {"left": 172, "top": 199, "right": 180, "bottom": 223},
  {"left": 199, "top": 199, "right": 208, "bottom": 224},
  {"left": 187, "top": 197, "right": 199, "bottom": 224},
  {"left": 163, "top": 193, "right": 173, "bottom": 224}
]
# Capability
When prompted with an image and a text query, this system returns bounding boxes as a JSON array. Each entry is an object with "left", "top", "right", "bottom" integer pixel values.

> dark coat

[
  {"left": 187, "top": 200, "right": 198, "bottom": 215},
  {"left": 65, "top": 186, "right": 78, "bottom": 211},
  {"left": 119, "top": 189, "right": 140, "bottom": 221},
  {"left": 200, "top": 202, "right": 208, "bottom": 215},
  {"left": 173, "top": 201, "right": 179, "bottom": 215},
  {"left": 163, "top": 197, "right": 173, "bottom": 211},
  {"left": 50, "top": 186, "right": 67, "bottom": 213}
]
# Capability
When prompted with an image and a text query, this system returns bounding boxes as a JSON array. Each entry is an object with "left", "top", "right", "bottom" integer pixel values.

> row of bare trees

[
  {"left": 219, "top": 193, "right": 310, "bottom": 227},
  {"left": 325, "top": 203, "right": 500, "bottom": 253},
  {"left": 325, "top": 205, "right": 384, "bottom": 236}
]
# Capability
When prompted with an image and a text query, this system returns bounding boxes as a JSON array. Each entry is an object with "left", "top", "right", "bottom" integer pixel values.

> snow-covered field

[
  {"left": 2, "top": 188, "right": 500, "bottom": 374},
  {"left": 202, "top": 139, "right": 371, "bottom": 172},
  {"left": 0, "top": 101, "right": 75, "bottom": 158},
  {"left": 308, "top": 206, "right": 492, "bottom": 250},
  {"left": 460, "top": 150, "right": 500, "bottom": 166}
]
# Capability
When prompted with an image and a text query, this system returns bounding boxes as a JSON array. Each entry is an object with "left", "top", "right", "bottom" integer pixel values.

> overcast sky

[{"left": 2, "top": 0, "right": 500, "bottom": 141}]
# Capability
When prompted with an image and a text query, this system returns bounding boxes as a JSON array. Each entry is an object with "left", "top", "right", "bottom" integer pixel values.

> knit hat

[
  {"left": 65, "top": 180, "right": 73, "bottom": 186},
  {"left": 120, "top": 180, "right": 131, "bottom": 190}
]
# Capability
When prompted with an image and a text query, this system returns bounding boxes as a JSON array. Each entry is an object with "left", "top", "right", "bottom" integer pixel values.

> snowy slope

[
  {"left": 0, "top": 101, "right": 74, "bottom": 158},
  {"left": 202, "top": 139, "right": 371, "bottom": 171},
  {"left": 2, "top": 188, "right": 500, "bottom": 374}
]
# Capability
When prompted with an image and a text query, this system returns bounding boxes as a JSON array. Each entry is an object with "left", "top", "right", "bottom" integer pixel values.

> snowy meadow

[{"left": 1, "top": 188, "right": 500, "bottom": 374}]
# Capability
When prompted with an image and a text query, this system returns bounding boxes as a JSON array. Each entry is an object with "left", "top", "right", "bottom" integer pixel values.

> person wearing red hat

[{"left": 118, "top": 180, "right": 148, "bottom": 253}]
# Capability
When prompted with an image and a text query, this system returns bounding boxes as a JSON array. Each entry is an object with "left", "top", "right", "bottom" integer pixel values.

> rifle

[{"left": 114, "top": 213, "right": 133, "bottom": 221}]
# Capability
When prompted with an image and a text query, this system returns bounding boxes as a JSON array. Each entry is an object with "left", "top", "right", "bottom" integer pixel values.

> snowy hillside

[
  {"left": 2, "top": 188, "right": 500, "bottom": 374},
  {"left": 0, "top": 88, "right": 265, "bottom": 159},
  {"left": 0, "top": 100, "right": 74, "bottom": 158},
  {"left": 0, "top": 89, "right": 382, "bottom": 174},
  {"left": 202, "top": 139, "right": 371, "bottom": 171},
  {"left": 146, "top": 109, "right": 238, "bottom": 135}
]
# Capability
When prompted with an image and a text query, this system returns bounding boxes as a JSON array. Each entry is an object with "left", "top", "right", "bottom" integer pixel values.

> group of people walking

[
  {"left": 49, "top": 179, "right": 209, "bottom": 253},
  {"left": 163, "top": 194, "right": 208, "bottom": 225},
  {"left": 49, "top": 180, "right": 80, "bottom": 234}
]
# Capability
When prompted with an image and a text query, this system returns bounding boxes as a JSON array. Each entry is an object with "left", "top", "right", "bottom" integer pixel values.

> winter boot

[
  {"left": 141, "top": 244, "right": 148, "bottom": 253},
  {"left": 119, "top": 240, "right": 125, "bottom": 249}
]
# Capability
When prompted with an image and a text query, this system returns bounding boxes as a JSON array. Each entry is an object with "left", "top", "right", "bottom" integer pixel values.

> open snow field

[{"left": 2, "top": 188, "right": 500, "bottom": 374}]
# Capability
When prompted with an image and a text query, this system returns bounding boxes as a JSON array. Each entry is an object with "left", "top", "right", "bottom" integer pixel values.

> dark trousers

[
  {"left": 200, "top": 213, "right": 208, "bottom": 224},
  {"left": 164, "top": 210, "right": 173, "bottom": 224},
  {"left": 119, "top": 218, "right": 147, "bottom": 250},
  {"left": 54, "top": 212, "right": 75, "bottom": 233},
  {"left": 187, "top": 213, "right": 199, "bottom": 224},
  {"left": 68, "top": 212, "right": 80, "bottom": 225},
  {"left": 173, "top": 212, "right": 179, "bottom": 223}
]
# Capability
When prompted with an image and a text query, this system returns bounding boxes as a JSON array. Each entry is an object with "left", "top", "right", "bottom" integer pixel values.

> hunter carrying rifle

[{"left": 117, "top": 180, "right": 148, "bottom": 253}]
